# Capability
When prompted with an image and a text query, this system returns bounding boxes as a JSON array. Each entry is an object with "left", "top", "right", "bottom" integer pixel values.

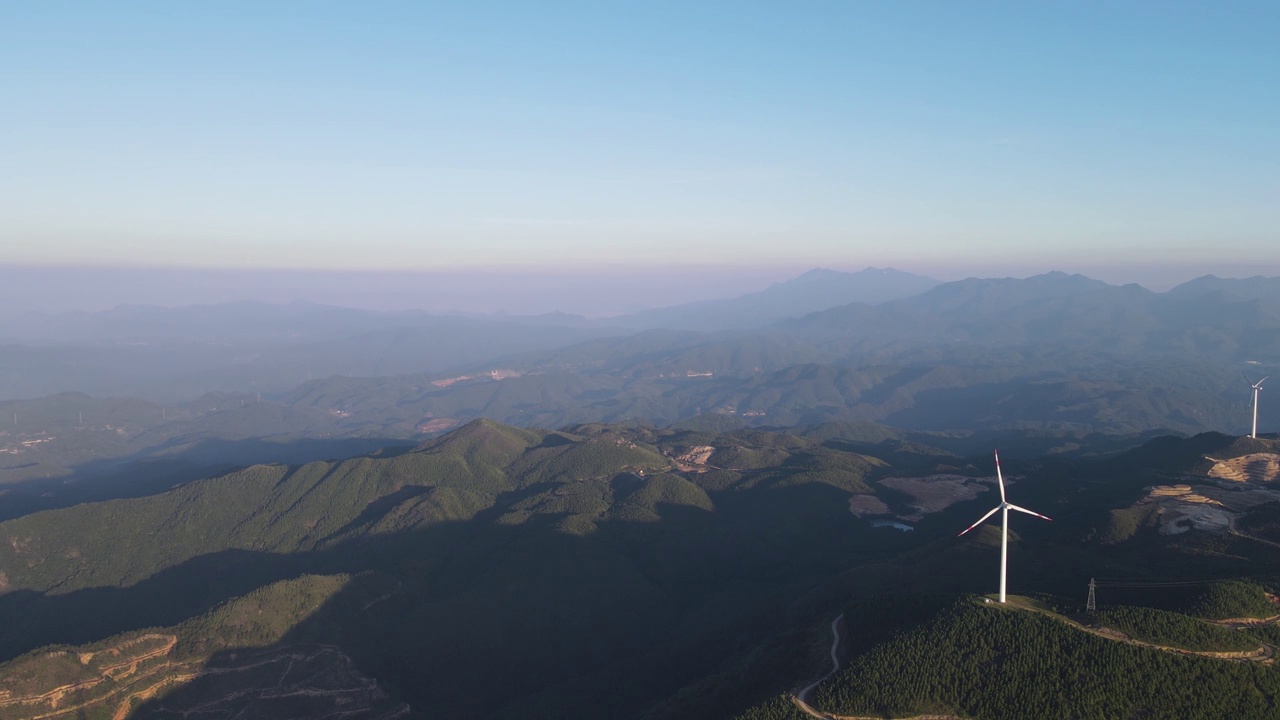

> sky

[{"left": 2, "top": 1, "right": 1278, "bottom": 306}]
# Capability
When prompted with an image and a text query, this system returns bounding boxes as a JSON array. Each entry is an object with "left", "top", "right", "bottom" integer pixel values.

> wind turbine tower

[
  {"left": 1246, "top": 374, "right": 1269, "bottom": 439},
  {"left": 957, "top": 451, "right": 1052, "bottom": 603}
]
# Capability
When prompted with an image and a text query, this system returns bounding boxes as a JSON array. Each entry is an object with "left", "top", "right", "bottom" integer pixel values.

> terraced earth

[{"left": 0, "top": 575, "right": 408, "bottom": 720}]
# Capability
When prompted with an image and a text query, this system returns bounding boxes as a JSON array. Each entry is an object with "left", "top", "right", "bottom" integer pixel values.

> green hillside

[
  {"left": 740, "top": 595, "right": 1280, "bottom": 720},
  {"left": 1187, "top": 580, "right": 1280, "bottom": 621},
  {"left": 0, "top": 419, "right": 953, "bottom": 719},
  {"left": 1093, "top": 605, "right": 1260, "bottom": 651},
  {"left": 4, "top": 422, "right": 1280, "bottom": 719}
]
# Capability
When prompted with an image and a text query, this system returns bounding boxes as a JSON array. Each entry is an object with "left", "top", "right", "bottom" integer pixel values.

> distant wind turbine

[
  {"left": 1245, "top": 373, "right": 1269, "bottom": 439},
  {"left": 957, "top": 451, "right": 1052, "bottom": 603}
]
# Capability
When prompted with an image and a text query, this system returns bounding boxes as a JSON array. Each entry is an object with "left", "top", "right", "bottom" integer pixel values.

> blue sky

[{"left": 3, "top": 1, "right": 1277, "bottom": 282}]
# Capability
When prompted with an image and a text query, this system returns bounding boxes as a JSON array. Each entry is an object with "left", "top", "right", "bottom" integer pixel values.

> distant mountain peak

[
  {"left": 790, "top": 266, "right": 924, "bottom": 282},
  {"left": 416, "top": 417, "right": 544, "bottom": 461},
  {"left": 771, "top": 267, "right": 862, "bottom": 289},
  {"left": 1027, "top": 270, "right": 1102, "bottom": 283},
  {"left": 1167, "top": 274, "right": 1280, "bottom": 302},
  {"left": 946, "top": 272, "right": 1112, "bottom": 293},
  {"left": 790, "top": 267, "right": 845, "bottom": 281},
  {"left": 611, "top": 267, "right": 940, "bottom": 330}
]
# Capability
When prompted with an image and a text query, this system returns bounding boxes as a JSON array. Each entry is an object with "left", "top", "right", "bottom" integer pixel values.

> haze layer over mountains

[
  {"left": 2, "top": 267, "right": 1276, "bottom": 425},
  {"left": 4, "top": 266, "right": 1280, "bottom": 719},
  {"left": 3, "top": 265, "right": 1276, "bottom": 519}
]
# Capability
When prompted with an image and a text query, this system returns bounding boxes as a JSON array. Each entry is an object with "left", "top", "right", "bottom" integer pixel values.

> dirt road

[{"left": 797, "top": 613, "right": 844, "bottom": 705}]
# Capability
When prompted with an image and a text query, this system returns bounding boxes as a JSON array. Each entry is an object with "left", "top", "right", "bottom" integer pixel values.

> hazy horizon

[{"left": 3, "top": 261, "right": 1279, "bottom": 317}]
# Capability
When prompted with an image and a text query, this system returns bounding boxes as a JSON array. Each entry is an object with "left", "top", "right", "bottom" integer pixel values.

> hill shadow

[
  {"left": 0, "top": 435, "right": 414, "bottom": 522},
  {"left": 116, "top": 485, "right": 1280, "bottom": 718},
  {"left": 21, "top": 436, "right": 1251, "bottom": 719},
  {"left": 4, "top": 481, "right": 935, "bottom": 720}
]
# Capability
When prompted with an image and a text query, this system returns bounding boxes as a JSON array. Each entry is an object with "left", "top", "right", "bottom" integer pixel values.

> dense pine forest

[{"left": 741, "top": 590, "right": 1280, "bottom": 720}]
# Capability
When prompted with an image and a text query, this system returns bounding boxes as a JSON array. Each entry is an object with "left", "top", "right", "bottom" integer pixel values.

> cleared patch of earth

[
  {"left": 0, "top": 640, "right": 407, "bottom": 720},
  {"left": 137, "top": 645, "right": 408, "bottom": 720},
  {"left": 848, "top": 494, "right": 891, "bottom": 516},
  {"left": 666, "top": 445, "right": 716, "bottom": 472},
  {"left": 1206, "top": 453, "right": 1280, "bottom": 483},
  {"left": 415, "top": 418, "right": 460, "bottom": 433},
  {"left": 850, "top": 474, "right": 996, "bottom": 522},
  {"left": 1137, "top": 483, "right": 1280, "bottom": 535}
]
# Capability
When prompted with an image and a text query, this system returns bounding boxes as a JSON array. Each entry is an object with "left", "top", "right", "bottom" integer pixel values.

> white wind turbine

[
  {"left": 1245, "top": 373, "right": 1269, "bottom": 439},
  {"left": 957, "top": 450, "right": 1052, "bottom": 603}
]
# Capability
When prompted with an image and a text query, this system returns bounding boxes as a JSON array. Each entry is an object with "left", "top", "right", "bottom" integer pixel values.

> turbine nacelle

[{"left": 957, "top": 451, "right": 1052, "bottom": 537}]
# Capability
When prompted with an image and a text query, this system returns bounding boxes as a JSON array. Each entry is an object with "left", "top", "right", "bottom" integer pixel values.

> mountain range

[
  {"left": 613, "top": 267, "right": 940, "bottom": 330},
  {"left": 5, "top": 270, "right": 1280, "bottom": 513},
  {"left": 4, "top": 268, "right": 1280, "bottom": 718},
  {"left": 3, "top": 270, "right": 1278, "bottom": 413},
  {"left": 272, "top": 271, "right": 1279, "bottom": 440}
]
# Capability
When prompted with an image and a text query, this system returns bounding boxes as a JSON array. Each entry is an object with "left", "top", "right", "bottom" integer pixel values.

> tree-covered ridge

[
  {"left": 6, "top": 421, "right": 1280, "bottom": 719},
  {"left": 806, "top": 597, "right": 1280, "bottom": 720},
  {"left": 0, "top": 423, "right": 867, "bottom": 589},
  {"left": 1106, "top": 578, "right": 1280, "bottom": 620},
  {"left": 0, "top": 421, "right": 678, "bottom": 595},
  {"left": 0, "top": 419, "right": 927, "bottom": 598},
  {"left": 1093, "top": 605, "right": 1260, "bottom": 652},
  {"left": 0, "top": 457, "right": 433, "bottom": 593},
  {"left": 1187, "top": 580, "right": 1280, "bottom": 620},
  {"left": 0, "top": 418, "right": 943, "bottom": 718}
]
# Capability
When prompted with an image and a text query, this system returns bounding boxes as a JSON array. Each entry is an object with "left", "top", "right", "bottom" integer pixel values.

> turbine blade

[
  {"left": 994, "top": 450, "right": 1006, "bottom": 502},
  {"left": 958, "top": 506, "right": 1001, "bottom": 536},
  {"left": 1008, "top": 503, "right": 1052, "bottom": 522},
  {"left": 1245, "top": 372, "right": 1255, "bottom": 385},
  {"left": 1259, "top": 376, "right": 1270, "bottom": 388}
]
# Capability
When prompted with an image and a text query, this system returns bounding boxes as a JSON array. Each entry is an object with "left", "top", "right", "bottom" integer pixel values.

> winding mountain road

[{"left": 795, "top": 613, "right": 844, "bottom": 710}]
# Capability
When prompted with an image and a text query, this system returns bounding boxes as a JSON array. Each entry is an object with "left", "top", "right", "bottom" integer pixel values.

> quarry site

[{"left": 1138, "top": 453, "right": 1280, "bottom": 535}]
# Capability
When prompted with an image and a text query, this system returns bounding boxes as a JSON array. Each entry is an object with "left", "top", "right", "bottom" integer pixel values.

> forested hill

[
  {"left": 4, "top": 421, "right": 1280, "bottom": 718},
  {"left": 0, "top": 419, "right": 952, "bottom": 719},
  {"left": 739, "top": 589, "right": 1280, "bottom": 720}
]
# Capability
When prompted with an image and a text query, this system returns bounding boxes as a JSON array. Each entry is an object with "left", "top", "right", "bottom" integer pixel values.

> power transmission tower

[{"left": 1087, "top": 578, "right": 1097, "bottom": 612}]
